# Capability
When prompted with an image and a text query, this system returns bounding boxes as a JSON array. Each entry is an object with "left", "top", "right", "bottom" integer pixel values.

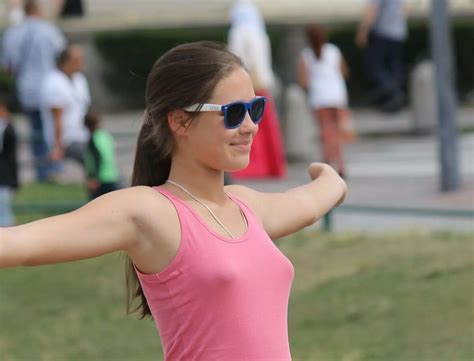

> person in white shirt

[
  {"left": 1, "top": 0, "right": 66, "bottom": 182},
  {"left": 41, "top": 45, "right": 91, "bottom": 171},
  {"left": 298, "top": 24, "right": 350, "bottom": 178}
]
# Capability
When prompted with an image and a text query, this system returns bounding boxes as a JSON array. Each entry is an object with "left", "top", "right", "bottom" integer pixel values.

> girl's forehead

[{"left": 209, "top": 68, "right": 255, "bottom": 103}]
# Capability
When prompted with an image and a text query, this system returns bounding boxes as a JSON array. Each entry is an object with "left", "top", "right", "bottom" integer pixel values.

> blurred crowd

[
  {"left": 1, "top": 0, "right": 119, "bottom": 226},
  {"left": 0, "top": 0, "right": 408, "bottom": 226}
]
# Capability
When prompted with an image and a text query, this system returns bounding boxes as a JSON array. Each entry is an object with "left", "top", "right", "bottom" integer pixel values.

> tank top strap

[
  {"left": 154, "top": 186, "right": 264, "bottom": 242},
  {"left": 153, "top": 186, "right": 233, "bottom": 237},
  {"left": 225, "top": 192, "right": 263, "bottom": 231},
  {"left": 151, "top": 186, "right": 199, "bottom": 235},
  {"left": 152, "top": 186, "right": 191, "bottom": 214}
]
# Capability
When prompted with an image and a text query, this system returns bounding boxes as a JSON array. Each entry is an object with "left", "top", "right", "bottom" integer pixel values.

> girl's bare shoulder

[
  {"left": 105, "top": 186, "right": 176, "bottom": 220},
  {"left": 112, "top": 185, "right": 180, "bottom": 241},
  {"left": 115, "top": 186, "right": 181, "bottom": 271}
]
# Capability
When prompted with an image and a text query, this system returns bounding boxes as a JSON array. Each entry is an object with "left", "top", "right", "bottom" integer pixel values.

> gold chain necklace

[{"left": 166, "top": 180, "right": 247, "bottom": 239}]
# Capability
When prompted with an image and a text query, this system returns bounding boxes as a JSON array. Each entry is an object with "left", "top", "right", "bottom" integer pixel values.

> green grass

[
  {"left": 2, "top": 184, "right": 473, "bottom": 360},
  {"left": 280, "top": 231, "right": 474, "bottom": 361},
  {"left": 14, "top": 183, "right": 86, "bottom": 203},
  {"left": 13, "top": 182, "right": 87, "bottom": 224}
]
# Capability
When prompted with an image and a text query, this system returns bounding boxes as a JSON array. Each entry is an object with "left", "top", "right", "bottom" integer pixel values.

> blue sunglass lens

[
  {"left": 250, "top": 98, "right": 265, "bottom": 123},
  {"left": 225, "top": 98, "right": 265, "bottom": 128},
  {"left": 226, "top": 104, "right": 247, "bottom": 128}
]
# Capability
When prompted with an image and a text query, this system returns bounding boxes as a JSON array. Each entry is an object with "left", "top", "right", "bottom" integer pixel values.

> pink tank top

[{"left": 135, "top": 187, "right": 295, "bottom": 360}]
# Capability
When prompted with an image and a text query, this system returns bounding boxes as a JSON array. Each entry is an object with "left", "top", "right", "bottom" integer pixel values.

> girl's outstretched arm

[
  {"left": 227, "top": 163, "right": 347, "bottom": 239},
  {"left": 0, "top": 186, "right": 152, "bottom": 268}
]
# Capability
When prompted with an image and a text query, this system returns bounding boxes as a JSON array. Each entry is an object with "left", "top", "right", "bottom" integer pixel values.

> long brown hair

[
  {"left": 126, "top": 41, "right": 243, "bottom": 318},
  {"left": 306, "top": 24, "right": 327, "bottom": 59}
]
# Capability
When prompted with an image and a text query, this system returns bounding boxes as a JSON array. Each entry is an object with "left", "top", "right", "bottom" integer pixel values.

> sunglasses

[{"left": 184, "top": 96, "right": 266, "bottom": 129}]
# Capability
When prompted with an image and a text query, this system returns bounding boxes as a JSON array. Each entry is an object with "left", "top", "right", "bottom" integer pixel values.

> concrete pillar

[
  {"left": 275, "top": 25, "right": 306, "bottom": 131},
  {"left": 283, "top": 84, "right": 318, "bottom": 161},
  {"left": 68, "top": 32, "right": 124, "bottom": 110},
  {"left": 409, "top": 60, "right": 437, "bottom": 133},
  {"left": 81, "top": 36, "right": 124, "bottom": 110}
]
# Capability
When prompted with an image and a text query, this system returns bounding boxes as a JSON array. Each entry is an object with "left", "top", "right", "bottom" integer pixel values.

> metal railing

[{"left": 322, "top": 205, "right": 474, "bottom": 231}]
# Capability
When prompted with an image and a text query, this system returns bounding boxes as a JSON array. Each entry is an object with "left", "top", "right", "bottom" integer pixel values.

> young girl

[
  {"left": 83, "top": 110, "right": 121, "bottom": 199},
  {"left": 0, "top": 41, "right": 346, "bottom": 360}
]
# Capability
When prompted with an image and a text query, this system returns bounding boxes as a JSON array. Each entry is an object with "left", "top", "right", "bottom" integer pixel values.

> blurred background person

[
  {"left": 298, "top": 24, "right": 349, "bottom": 178},
  {"left": 0, "top": 94, "right": 19, "bottom": 226},
  {"left": 228, "top": 0, "right": 287, "bottom": 179},
  {"left": 83, "top": 110, "right": 121, "bottom": 200},
  {"left": 356, "top": 0, "right": 407, "bottom": 113},
  {"left": 40, "top": 45, "right": 91, "bottom": 177},
  {"left": 1, "top": 0, "right": 66, "bottom": 182}
]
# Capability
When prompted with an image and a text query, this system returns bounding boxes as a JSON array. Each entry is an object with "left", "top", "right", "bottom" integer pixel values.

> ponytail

[
  {"left": 131, "top": 119, "right": 172, "bottom": 187},
  {"left": 125, "top": 114, "right": 174, "bottom": 319}
]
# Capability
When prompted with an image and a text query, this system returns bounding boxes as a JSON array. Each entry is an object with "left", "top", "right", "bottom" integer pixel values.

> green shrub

[
  {"left": 0, "top": 70, "right": 18, "bottom": 110},
  {"left": 92, "top": 21, "right": 473, "bottom": 108},
  {"left": 92, "top": 26, "right": 285, "bottom": 108}
]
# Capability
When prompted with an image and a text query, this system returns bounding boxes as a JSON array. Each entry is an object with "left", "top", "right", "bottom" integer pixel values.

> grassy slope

[{"left": 280, "top": 231, "right": 473, "bottom": 361}]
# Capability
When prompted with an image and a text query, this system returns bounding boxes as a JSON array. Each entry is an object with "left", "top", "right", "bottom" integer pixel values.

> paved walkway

[{"left": 13, "top": 107, "right": 474, "bottom": 234}]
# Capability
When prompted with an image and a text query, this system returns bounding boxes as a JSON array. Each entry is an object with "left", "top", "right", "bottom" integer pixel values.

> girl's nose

[{"left": 239, "top": 111, "right": 258, "bottom": 134}]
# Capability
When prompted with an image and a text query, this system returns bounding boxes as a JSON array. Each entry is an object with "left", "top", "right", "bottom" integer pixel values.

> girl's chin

[{"left": 223, "top": 158, "right": 250, "bottom": 172}]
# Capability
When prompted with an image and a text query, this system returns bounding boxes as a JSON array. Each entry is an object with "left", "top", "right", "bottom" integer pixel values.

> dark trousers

[
  {"left": 65, "top": 141, "right": 86, "bottom": 165},
  {"left": 25, "top": 110, "right": 57, "bottom": 182},
  {"left": 364, "top": 32, "right": 404, "bottom": 102}
]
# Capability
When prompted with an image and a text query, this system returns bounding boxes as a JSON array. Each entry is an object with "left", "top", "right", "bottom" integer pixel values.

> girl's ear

[{"left": 167, "top": 109, "right": 191, "bottom": 136}]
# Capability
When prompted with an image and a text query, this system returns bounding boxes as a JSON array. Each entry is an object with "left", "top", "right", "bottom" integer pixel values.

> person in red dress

[{"left": 228, "top": 0, "right": 287, "bottom": 179}]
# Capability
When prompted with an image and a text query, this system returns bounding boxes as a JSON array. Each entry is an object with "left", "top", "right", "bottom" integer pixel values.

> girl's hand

[
  {"left": 307, "top": 162, "right": 347, "bottom": 206},
  {"left": 307, "top": 162, "right": 329, "bottom": 180}
]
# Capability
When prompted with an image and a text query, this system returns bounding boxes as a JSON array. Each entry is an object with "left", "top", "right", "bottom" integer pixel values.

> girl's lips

[
  {"left": 230, "top": 142, "right": 252, "bottom": 151},
  {"left": 231, "top": 142, "right": 251, "bottom": 146}
]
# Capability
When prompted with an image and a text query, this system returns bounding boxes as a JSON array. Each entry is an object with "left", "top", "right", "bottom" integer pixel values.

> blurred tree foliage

[
  {"left": 0, "top": 70, "right": 17, "bottom": 110},
  {"left": 90, "top": 20, "right": 472, "bottom": 108},
  {"left": 93, "top": 26, "right": 285, "bottom": 108}
]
